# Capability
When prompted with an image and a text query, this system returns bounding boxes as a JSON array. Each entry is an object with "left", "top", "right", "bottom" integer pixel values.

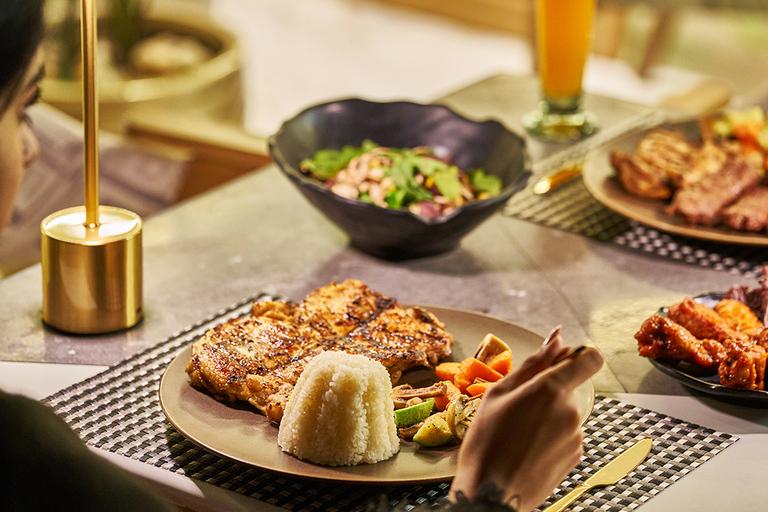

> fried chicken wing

[
  {"left": 637, "top": 274, "right": 768, "bottom": 391},
  {"left": 714, "top": 298, "right": 764, "bottom": 336},
  {"left": 636, "top": 314, "right": 725, "bottom": 368},
  {"left": 718, "top": 340, "right": 767, "bottom": 390},
  {"left": 667, "top": 297, "right": 751, "bottom": 343}
]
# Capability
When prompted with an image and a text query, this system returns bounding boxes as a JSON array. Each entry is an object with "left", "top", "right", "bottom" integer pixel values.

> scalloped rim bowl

[{"left": 269, "top": 98, "right": 531, "bottom": 259}]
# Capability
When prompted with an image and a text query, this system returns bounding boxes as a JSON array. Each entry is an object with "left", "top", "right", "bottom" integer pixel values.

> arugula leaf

[{"left": 468, "top": 169, "right": 502, "bottom": 196}]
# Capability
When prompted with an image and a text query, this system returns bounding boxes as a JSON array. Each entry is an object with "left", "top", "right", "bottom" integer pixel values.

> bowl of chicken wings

[
  {"left": 268, "top": 98, "right": 531, "bottom": 260},
  {"left": 635, "top": 266, "right": 768, "bottom": 403}
]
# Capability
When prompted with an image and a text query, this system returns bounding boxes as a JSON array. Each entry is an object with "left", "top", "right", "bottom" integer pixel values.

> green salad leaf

[
  {"left": 433, "top": 166, "right": 462, "bottom": 200},
  {"left": 385, "top": 153, "right": 433, "bottom": 205},
  {"left": 300, "top": 140, "right": 499, "bottom": 216},
  {"left": 468, "top": 169, "right": 502, "bottom": 196},
  {"left": 408, "top": 153, "right": 451, "bottom": 177},
  {"left": 300, "top": 139, "right": 379, "bottom": 180}
]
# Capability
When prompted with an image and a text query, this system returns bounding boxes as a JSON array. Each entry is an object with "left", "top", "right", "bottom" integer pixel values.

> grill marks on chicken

[
  {"left": 636, "top": 295, "right": 768, "bottom": 390},
  {"left": 610, "top": 128, "right": 767, "bottom": 232},
  {"left": 186, "top": 280, "right": 453, "bottom": 422},
  {"left": 611, "top": 150, "right": 672, "bottom": 200}
]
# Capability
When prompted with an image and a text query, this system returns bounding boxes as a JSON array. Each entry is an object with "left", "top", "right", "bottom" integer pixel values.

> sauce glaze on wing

[
  {"left": 185, "top": 280, "right": 453, "bottom": 422},
  {"left": 636, "top": 292, "right": 768, "bottom": 390}
]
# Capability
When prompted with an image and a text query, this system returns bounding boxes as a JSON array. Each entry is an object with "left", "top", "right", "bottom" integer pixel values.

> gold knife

[
  {"left": 542, "top": 437, "right": 653, "bottom": 512},
  {"left": 532, "top": 164, "right": 583, "bottom": 195}
]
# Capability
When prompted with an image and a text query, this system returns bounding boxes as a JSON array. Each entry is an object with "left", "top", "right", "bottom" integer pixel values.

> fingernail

[{"left": 542, "top": 325, "right": 562, "bottom": 347}]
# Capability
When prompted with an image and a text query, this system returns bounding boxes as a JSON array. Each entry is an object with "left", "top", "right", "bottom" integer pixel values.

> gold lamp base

[{"left": 41, "top": 205, "right": 143, "bottom": 334}]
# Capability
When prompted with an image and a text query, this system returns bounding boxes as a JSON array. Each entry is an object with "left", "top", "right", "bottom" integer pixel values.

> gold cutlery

[
  {"left": 532, "top": 164, "right": 583, "bottom": 195},
  {"left": 542, "top": 437, "right": 653, "bottom": 512}
]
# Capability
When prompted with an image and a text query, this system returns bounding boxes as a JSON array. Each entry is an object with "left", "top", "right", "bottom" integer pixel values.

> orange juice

[{"left": 536, "top": 0, "right": 596, "bottom": 100}]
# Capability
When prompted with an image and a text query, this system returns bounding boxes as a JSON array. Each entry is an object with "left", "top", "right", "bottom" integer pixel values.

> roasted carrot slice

[
  {"left": 434, "top": 381, "right": 461, "bottom": 411},
  {"left": 466, "top": 381, "right": 494, "bottom": 396},
  {"left": 456, "top": 357, "right": 503, "bottom": 384},
  {"left": 454, "top": 372, "right": 474, "bottom": 394},
  {"left": 489, "top": 350, "right": 512, "bottom": 376},
  {"left": 435, "top": 361, "right": 461, "bottom": 383}
]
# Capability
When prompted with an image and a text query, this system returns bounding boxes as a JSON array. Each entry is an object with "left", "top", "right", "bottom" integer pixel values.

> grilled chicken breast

[{"left": 186, "top": 280, "right": 453, "bottom": 422}]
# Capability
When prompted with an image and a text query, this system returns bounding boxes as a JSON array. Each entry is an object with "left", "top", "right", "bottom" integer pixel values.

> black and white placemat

[
  {"left": 44, "top": 298, "right": 737, "bottom": 512},
  {"left": 503, "top": 113, "right": 767, "bottom": 279}
]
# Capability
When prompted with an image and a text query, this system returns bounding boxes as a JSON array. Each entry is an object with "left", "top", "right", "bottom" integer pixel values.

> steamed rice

[{"left": 277, "top": 351, "right": 400, "bottom": 466}]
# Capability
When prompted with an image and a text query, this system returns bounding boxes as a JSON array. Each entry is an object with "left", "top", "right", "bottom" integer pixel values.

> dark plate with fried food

[
  {"left": 647, "top": 293, "right": 768, "bottom": 404},
  {"left": 582, "top": 120, "right": 768, "bottom": 246}
]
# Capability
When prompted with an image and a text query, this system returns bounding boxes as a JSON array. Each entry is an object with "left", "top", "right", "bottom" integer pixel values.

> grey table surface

[{"left": 0, "top": 74, "right": 762, "bottom": 400}]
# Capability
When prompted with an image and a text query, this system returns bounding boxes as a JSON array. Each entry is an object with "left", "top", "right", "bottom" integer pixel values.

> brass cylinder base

[{"left": 41, "top": 206, "right": 143, "bottom": 334}]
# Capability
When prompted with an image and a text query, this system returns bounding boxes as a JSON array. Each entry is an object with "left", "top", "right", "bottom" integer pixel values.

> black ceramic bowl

[{"left": 268, "top": 98, "right": 531, "bottom": 259}]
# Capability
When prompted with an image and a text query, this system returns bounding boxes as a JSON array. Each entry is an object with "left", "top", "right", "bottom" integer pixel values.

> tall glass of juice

[{"left": 523, "top": 0, "right": 598, "bottom": 141}]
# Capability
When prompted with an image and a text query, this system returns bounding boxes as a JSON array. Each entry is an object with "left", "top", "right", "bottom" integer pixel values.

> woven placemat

[
  {"left": 504, "top": 113, "right": 767, "bottom": 278},
  {"left": 44, "top": 299, "right": 737, "bottom": 512}
]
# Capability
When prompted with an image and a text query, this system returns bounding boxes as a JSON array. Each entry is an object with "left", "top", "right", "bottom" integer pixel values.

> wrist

[{"left": 445, "top": 483, "right": 520, "bottom": 512}]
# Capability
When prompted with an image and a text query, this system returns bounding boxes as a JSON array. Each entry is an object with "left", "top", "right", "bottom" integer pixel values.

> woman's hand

[{"left": 450, "top": 328, "right": 604, "bottom": 512}]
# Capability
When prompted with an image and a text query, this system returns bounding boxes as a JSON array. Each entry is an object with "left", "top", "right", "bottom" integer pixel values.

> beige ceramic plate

[
  {"left": 159, "top": 306, "right": 595, "bottom": 484},
  {"left": 582, "top": 120, "right": 768, "bottom": 246}
]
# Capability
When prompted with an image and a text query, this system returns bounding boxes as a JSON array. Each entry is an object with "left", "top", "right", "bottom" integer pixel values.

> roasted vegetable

[
  {"left": 445, "top": 394, "right": 480, "bottom": 440},
  {"left": 394, "top": 398, "right": 435, "bottom": 427},
  {"left": 488, "top": 350, "right": 512, "bottom": 375},
  {"left": 465, "top": 381, "right": 494, "bottom": 396},
  {"left": 391, "top": 382, "right": 447, "bottom": 409},
  {"left": 435, "top": 361, "right": 461, "bottom": 382},
  {"left": 474, "top": 333, "right": 511, "bottom": 365},
  {"left": 433, "top": 381, "right": 461, "bottom": 411},
  {"left": 398, "top": 421, "right": 424, "bottom": 440},
  {"left": 413, "top": 412, "right": 454, "bottom": 447},
  {"left": 454, "top": 358, "right": 503, "bottom": 393}
]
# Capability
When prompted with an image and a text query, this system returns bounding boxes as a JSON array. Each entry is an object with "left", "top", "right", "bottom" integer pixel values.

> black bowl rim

[{"left": 268, "top": 97, "right": 531, "bottom": 226}]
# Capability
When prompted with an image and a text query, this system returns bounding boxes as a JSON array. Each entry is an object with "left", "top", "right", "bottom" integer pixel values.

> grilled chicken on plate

[{"left": 186, "top": 280, "right": 453, "bottom": 422}]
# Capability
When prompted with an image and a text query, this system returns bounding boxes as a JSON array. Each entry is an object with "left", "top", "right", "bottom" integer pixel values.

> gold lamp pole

[
  {"left": 41, "top": 0, "right": 143, "bottom": 334},
  {"left": 82, "top": 0, "right": 99, "bottom": 230}
]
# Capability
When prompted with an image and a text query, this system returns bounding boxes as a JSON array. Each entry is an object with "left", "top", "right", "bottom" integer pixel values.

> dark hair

[{"left": 0, "top": 0, "right": 45, "bottom": 114}]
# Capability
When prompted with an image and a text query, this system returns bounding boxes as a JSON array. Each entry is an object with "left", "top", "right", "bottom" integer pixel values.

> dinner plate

[
  {"left": 582, "top": 120, "right": 768, "bottom": 246},
  {"left": 647, "top": 293, "right": 768, "bottom": 404},
  {"left": 159, "top": 306, "right": 595, "bottom": 485}
]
